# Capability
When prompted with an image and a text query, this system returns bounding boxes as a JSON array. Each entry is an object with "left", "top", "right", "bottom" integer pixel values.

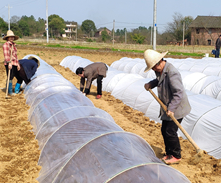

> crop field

[{"left": 0, "top": 45, "right": 220, "bottom": 182}]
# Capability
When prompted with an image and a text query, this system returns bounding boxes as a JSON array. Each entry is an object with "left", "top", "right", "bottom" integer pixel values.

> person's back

[
  {"left": 84, "top": 62, "right": 107, "bottom": 78},
  {"left": 19, "top": 59, "right": 38, "bottom": 80},
  {"left": 76, "top": 62, "right": 108, "bottom": 99},
  {"left": 215, "top": 35, "right": 221, "bottom": 58}
]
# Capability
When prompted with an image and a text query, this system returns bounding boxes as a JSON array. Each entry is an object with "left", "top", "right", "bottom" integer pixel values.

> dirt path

[{"left": 0, "top": 46, "right": 220, "bottom": 183}]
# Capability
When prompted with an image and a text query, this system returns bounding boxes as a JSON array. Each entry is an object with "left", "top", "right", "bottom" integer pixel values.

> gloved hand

[{"left": 144, "top": 83, "right": 151, "bottom": 91}]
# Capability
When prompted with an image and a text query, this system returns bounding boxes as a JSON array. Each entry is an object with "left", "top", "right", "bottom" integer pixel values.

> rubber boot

[
  {"left": 8, "top": 80, "right": 13, "bottom": 95},
  {"left": 14, "top": 83, "right": 21, "bottom": 94}
]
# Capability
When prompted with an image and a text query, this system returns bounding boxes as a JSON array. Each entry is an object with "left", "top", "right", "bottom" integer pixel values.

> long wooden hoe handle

[
  {"left": 148, "top": 88, "right": 202, "bottom": 153},
  {"left": 5, "top": 45, "right": 13, "bottom": 99}
]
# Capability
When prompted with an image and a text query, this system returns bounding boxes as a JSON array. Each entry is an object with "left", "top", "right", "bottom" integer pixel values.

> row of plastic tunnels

[{"left": 22, "top": 54, "right": 221, "bottom": 182}]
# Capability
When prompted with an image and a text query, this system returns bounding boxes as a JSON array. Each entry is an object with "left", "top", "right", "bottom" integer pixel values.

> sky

[{"left": 0, "top": 0, "right": 221, "bottom": 33}]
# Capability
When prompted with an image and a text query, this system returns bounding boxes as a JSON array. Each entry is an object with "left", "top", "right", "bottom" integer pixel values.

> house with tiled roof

[
  {"left": 94, "top": 27, "right": 112, "bottom": 37},
  {"left": 189, "top": 16, "right": 221, "bottom": 45}
]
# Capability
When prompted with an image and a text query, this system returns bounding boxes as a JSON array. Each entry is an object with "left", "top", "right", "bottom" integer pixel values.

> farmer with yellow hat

[
  {"left": 143, "top": 49, "right": 191, "bottom": 165},
  {"left": 2, "top": 30, "right": 21, "bottom": 95}
]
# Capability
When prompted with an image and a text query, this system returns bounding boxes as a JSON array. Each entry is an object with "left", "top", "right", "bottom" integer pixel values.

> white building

[{"left": 62, "top": 21, "right": 77, "bottom": 38}]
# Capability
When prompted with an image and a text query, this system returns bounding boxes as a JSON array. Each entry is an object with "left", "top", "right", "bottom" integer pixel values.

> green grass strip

[
  {"left": 168, "top": 51, "right": 204, "bottom": 57},
  {"left": 111, "top": 48, "right": 144, "bottom": 53}
]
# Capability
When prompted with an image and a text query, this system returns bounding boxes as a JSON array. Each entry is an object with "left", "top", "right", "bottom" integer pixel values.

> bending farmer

[
  {"left": 76, "top": 62, "right": 108, "bottom": 99},
  {"left": 2, "top": 30, "right": 21, "bottom": 95},
  {"left": 14, "top": 56, "right": 40, "bottom": 93},
  {"left": 143, "top": 49, "right": 191, "bottom": 165}
]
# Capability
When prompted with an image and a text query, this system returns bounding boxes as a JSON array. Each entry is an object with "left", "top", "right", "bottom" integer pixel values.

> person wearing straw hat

[
  {"left": 76, "top": 62, "right": 108, "bottom": 99},
  {"left": 13, "top": 56, "right": 40, "bottom": 93},
  {"left": 143, "top": 49, "right": 191, "bottom": 165},
  {"left": 2, "top": 30, "right": 20, "bottom": 95}
]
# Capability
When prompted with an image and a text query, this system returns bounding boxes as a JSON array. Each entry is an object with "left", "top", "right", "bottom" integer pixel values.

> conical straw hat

[
  {"left": 3, "top": 30, "right": 19, "bottom": 41},
  {"left": 144, "top": 49, "right": 168, "bottom": 72},
  {"left": 28, "top": 56, "right": 40, "bottom": 68}
]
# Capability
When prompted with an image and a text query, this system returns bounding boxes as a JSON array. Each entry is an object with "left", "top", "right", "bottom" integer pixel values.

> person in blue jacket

[{"left": 14, "top": 56, "right": 40, "bottom": 94}]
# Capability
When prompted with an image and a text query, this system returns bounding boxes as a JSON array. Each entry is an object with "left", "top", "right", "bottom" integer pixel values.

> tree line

[{"left": 0, "top": 12, "right": 193, "bottom": 45}]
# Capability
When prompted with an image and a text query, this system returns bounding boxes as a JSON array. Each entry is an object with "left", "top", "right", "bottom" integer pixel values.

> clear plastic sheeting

[
  {"left": 111, "top": 57, "right": 221, "bottom": 100},
  {"left": 26, "top": 83, "right": 73, "bottom": 106},
  {"left": 60, "top": 55, "right": 221, "bottom": 159},
  {"left": 38, "top": 118, "right": 123, "bottom": 183},
  {"left": 167, "top": 57, "right": 221, "bottom": 76},
  {"left": 29, "top": 89, "right": 93, "bottom": 134},
  {"left": 60, "top": 55, "right": 93, "bottom": 72},
  {"left": 35, "top": 106, "right": 115, "bottom": 150},
  {"left": 51, "top": 132, "right": 182, "bottom": 183},
  {"left": 22, "top": 55, "right": 191, "bottom": 182},
  {"left": 107, "top": 163, "right": 190, "bottom": 183}
]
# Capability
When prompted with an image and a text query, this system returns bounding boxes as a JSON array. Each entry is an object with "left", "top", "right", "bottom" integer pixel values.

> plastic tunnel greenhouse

[
  {"left": 22, "top": 54, "right": 190, "bottom": 183},
  {"left": 110, "top": 57, "right": 221, "bottom": 100},
  {"left": 60, "top": 55, "right": 221, "bottom": 160}
]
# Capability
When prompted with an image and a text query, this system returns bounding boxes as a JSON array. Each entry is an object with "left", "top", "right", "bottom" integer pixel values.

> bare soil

[{"left": 0, "top": 46, "right": 220, "bottom": 183}]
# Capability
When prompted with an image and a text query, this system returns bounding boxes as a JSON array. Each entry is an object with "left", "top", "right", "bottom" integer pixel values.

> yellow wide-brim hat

[
  {"left": 144, "top": 49, "right": 168, "bottom": 72},
  {"left": 3, "top": 30, "right": 19, "bottom": 41},
  {"left": 28, "top": 56, "right": 40, "bottom": 68}
]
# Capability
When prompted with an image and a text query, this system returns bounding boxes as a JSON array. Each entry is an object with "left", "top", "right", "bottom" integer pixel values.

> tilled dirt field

[{"left": 0, "top": 46, "right": 221, "bottom": 183}]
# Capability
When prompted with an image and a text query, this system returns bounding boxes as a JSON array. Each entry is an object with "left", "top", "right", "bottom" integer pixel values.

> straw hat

[
  {"left": 144, "top": 49, "right": 168, "bottom": 72},
  {"left": 3, "top": 30, "right": 19, "bottom": 41},
  {"left": 28, "top": 56, "right": 40, "bottom": 68}
]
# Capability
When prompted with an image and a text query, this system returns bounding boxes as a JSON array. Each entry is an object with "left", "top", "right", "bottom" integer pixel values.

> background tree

[
  {"left": 0, "top": 17, "right": 8, "bottom": 34},
  {"left": 115, "top": 28, "right": 126, "bottom": 36},
  {"left": 131, "top": 33, "right": 145, "bottom": 44},
  {"left": 182, "top": 16, "right": 194, "bottom": 44},
  {"left": 16, "top": 15, "right": 45, "bottom": 37},
  {"left": 81, "top": 20, "right": 96, "bottom": 37},
  {"left": 36, "top": 18, "right": 46, "bottom": 33},
  {"left": 19, "top": 15, "right": 37, "bottom": 34},
  {"left": 159, "top": 32, "right": 174, "bottom": 45},
  {"left": 10, "top": 15, "right": 20, "bottom": 24},
  {"left": 101, "top": 28, "right": 111, "bottom": 42},
  {"left": 0, "top": 16, "right": 22, "bottom": 38},
  {"left": 166, "top": 12, "right": 183, "bottom": 41},
  {"left": 165, "top": 12, "right": 193, "bottom": 43},
  {"left": 18, "top": 20, "right": 30, "bottom": 36},
  {"left": 48, "top": 14, "right": 65, "bottom": 37},
  {"left": 131, "top": 26, "right": 151, "bottom": 44},
  {"left": 10, "top": 23, "right": 22, "bottom": 38}
]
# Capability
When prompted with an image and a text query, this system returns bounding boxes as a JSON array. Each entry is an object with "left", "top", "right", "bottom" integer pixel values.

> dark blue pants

[
  {"left": 161, "top": 118, "right": 183, "bottom": 159},
  {"left": 5, "top": 65, "right": 23, "bottom": 83},
  {"left": 84, "top": 75, "right": 103, "bottom": 95},
  {"left": 97, "top": 75, "right": 103, "bottom": 95},
  {"left": 215, "top": 48, "right": 220, "bottom": 58},
  {"left": 18, "top": 65, "right": 31, "bottom": 84}
]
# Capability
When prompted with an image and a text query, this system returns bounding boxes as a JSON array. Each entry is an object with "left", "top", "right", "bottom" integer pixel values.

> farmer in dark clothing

[
  {"left": 14, "top": 56, "right": 40, "bottom": 93},
  {"left": 143, "top": 49, "right": 191, "bottom": 165},
  {"left": 215, "top": 35, "right": 221, "bottom": 58},
  {"left": 76, "top": 62, "right": 108, "bottom": 99}
]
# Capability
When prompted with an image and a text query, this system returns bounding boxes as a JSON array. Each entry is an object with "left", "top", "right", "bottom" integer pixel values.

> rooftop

[{"left": 189, "top": 16, "right": 221, "bottom": 28}]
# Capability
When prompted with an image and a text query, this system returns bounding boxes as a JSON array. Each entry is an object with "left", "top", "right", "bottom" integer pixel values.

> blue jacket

[{"left": 19, "top": 59, "right": 38, "bottom": 79}]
